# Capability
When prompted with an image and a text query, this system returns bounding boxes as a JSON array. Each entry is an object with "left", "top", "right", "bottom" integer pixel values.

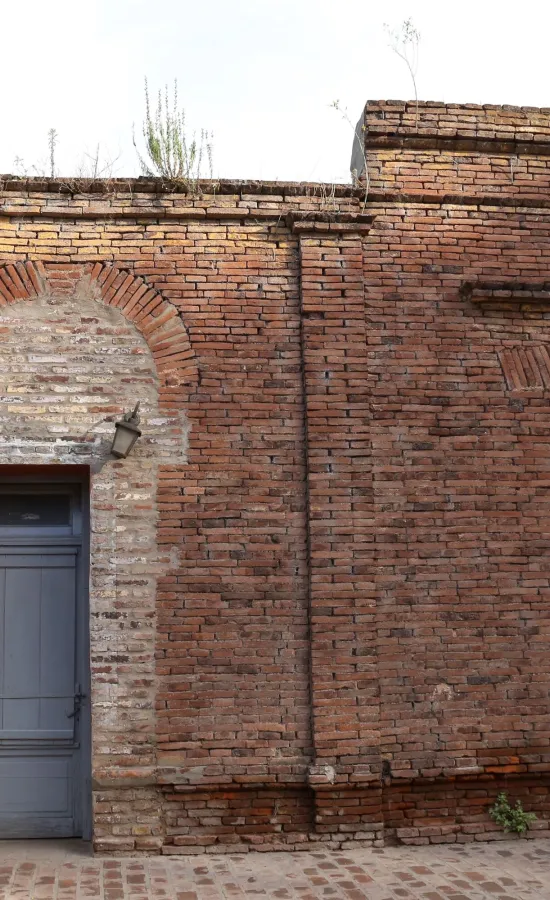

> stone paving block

[{"left": 0, "top": 839, "right": 548, "bottom": 898}]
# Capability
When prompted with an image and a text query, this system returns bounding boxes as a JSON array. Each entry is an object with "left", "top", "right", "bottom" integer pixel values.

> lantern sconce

[{"left": 111, "top": 402, "right": 142, "bottom": 459}]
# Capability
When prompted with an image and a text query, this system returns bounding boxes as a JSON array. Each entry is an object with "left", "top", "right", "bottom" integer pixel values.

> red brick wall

[
  {"left": 363, "top": 100, "right": 550, "bottom": 197},
  {"left": 154, "top": 217, "right": 311, "bottom": 780},
  {"left": 360, "top": 102, "right": 550, "bottom": 845},
  {"left": 2, "top": 102, "right": 550, "bottom": 851}
]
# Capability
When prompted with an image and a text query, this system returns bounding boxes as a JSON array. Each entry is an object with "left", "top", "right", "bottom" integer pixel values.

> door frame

[{"left": 0, "top": 470, "right": 91, "bottom": 839}]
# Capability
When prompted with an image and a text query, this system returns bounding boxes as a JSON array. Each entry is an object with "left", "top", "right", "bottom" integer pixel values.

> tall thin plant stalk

[
  {"left": 331, "top": 100, "right": 369, "bottom": 208},
  {"left": 48, "top": 129, "right": 58, "bottom": 178},
  {"left": 384, "top": 18, "right": 421, "bottom": 129}
]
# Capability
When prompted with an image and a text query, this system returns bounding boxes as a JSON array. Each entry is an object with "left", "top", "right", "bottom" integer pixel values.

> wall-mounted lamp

[{"left": 111, "top": 402, "right": 142, "bottom": 458}]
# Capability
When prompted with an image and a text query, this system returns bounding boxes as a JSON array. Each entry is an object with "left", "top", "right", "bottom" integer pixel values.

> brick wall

[
  {"left": 1, "top": 102, "right": 550, "bottom": 850},
  {"left": 363, "top": 100, "right": 550, "bottom": 197},
  {"left": 362, "top": 101, "right": 550, "bottom": 844}
]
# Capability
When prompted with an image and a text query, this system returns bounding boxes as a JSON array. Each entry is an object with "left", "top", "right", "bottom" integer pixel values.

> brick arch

[{"left": 0, "top": 261, "right": 198, "bottom": 404}]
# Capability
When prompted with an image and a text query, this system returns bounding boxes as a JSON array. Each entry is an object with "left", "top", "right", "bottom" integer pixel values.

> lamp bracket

[{"left": 123, "top": 401, "right": 141, "bottom": 426}]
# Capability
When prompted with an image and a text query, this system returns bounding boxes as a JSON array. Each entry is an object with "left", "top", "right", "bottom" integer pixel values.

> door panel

[
  {"left": 0, "top": 546, "right": 81, "bottom": 837},
  {"left": 0, "top": 553, "right": 77, "bottom": 739},
  {"left": 0, "top": 755, "right": 74, "bottom": 838},
  {"left": 40, "top": 568, "right": 76, "bottom": 700},
  {"left": 3, "top": 568, "right": 41, "bottom": 702}
]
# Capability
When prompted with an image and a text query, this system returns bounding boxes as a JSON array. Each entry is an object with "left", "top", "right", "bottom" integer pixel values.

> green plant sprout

[{"left": 488, "top": 792, "right": 537, "bottom": 836}]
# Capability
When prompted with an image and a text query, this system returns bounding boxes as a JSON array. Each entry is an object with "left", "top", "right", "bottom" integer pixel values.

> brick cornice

[
  {"left": 0, "top": 175, "right": 363, "bottom": 199},
  {"left": 367, "top": 133, "right": 550, "bottom": 155},
  {"left": 366, "top": 190, "right": 550, "bottom": 210},
  {"left": 2, "top": 193, "right": 550, "bottom": 221},
  {"left": 286, "top": 211, "right": 375, "bottom": 234},
  {"left": 0, "top": 205, "right": 373, "bottom": 223},
  {"left": 460, "top": 280, "right": 550, "bottom": 304}
]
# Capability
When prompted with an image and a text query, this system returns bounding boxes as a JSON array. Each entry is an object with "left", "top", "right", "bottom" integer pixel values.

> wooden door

[{"left": 0, "top": 484, "right": 88, "bottom": 838}]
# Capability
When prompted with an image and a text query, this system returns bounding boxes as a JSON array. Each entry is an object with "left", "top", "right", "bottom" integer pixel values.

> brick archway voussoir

[{"left": 0, "top": 261, "right": 199, "bottom": 393}]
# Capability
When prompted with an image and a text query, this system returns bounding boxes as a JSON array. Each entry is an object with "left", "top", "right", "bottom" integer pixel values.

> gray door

[{"left": 0, "top": 484, "right": 88, "bottom": 838}]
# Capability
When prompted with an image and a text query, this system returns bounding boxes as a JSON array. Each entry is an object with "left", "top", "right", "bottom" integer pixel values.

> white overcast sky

[{"left": 0, "top": 0, "right": 547, "bottom": 183}]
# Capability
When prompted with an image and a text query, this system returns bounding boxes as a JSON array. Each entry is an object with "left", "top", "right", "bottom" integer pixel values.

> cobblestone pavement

[{"left": 0, "top": 839, "right": 549, "bottom": 899}]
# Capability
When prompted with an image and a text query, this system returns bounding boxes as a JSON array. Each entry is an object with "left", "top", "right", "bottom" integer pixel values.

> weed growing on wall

[
  {"left": 134, "top": 79, "right": 213, "bottom": 189},
  {"left": 488, "top": 792, "right": 537, "bottom": 836},
  {"left": 384, "top": 18, "right": 421, "bottom": 129},
  {"left": 14, "top": 127, "right": 59, "bottom": 177},
  {"left": 14, "top": 130, "right": 119, "bottom": 182},
  {"left": 48, "top": 128, "right": 58, "bottom": 178}
]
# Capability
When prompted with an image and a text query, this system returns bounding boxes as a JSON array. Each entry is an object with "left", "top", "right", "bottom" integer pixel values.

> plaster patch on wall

[
  {"left": 0, "top": 285, "right": 190, "bottom": 801},
  {"left": 0, "top": 290, "right": 189, "bottom": 465},
  {"left": 430, "top": 683, "right": 454, "bottom": 714}
]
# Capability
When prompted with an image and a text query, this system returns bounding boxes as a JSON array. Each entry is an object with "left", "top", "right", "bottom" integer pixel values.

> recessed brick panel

[{"left": 499, "top": 345, "right": 550, "bottom": 390}]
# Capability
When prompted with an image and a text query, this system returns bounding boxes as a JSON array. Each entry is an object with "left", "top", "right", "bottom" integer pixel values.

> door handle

[{"left": 67, "top": 688, "right": 87, "bottom": 719}]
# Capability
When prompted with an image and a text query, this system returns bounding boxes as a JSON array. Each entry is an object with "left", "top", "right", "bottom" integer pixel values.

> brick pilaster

[{"left": 289, "top": 213, "right": 380, "bottom": 805}]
